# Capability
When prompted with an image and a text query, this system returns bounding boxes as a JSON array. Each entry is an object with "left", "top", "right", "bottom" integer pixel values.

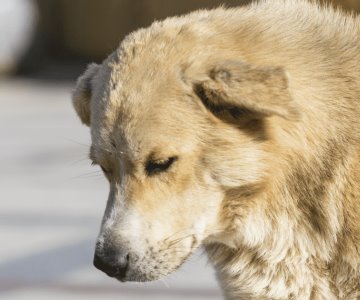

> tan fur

[{"left": 72, "top": 0, "right": 360, "bottom": 299}]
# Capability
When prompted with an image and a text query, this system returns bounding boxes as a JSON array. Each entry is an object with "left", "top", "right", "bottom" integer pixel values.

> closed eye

[
  {"left": 91, "top": 161, "right": 110, "bottom": 175},
  {"left": 100, "top": 165, "right": 109, "bottom": 174},
  {"left": 145, "top": 156, "right": 177, "bottom": 176}
]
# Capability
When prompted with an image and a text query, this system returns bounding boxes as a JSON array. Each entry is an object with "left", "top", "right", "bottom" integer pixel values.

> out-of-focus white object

[{"left": 0, "top": 0, "right": 37, "bottom": 74}]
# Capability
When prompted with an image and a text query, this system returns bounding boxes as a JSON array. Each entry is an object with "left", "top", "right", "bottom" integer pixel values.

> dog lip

[
  {"left": 115, "top": 275, "right": 128, "bottom": 282},
  {"left": 107, "top": 268, "right": 128, "bottom": 280}
]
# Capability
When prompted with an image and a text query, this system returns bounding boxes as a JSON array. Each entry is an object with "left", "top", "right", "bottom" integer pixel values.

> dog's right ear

[
  {"left": 72, "top": 63, "right": 100, "bottom": 126},
  {"left": 186, "top": 60, "right": 300, "bottom": 122}
]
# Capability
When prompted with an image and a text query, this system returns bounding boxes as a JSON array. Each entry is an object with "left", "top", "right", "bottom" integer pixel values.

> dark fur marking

[
  {"left": 193, "top": 83, "right": 269, "bottom": 141},
  {"left": 287, "top": 139, "right": 345, "bottom": 238}
]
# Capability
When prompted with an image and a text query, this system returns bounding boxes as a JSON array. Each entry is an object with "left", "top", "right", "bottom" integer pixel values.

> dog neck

[{"left": 205, "top": 141, "right": 360, "bottom": 299}]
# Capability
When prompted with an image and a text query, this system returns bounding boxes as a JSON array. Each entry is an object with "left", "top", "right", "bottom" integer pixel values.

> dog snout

[{"left": 93, "top": 248, "right": 130, "bottom": 281}]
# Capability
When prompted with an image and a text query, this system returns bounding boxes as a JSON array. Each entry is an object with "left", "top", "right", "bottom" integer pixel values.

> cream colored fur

[{"left": 72, "top": 0, "right": 360, "bottom": 299}]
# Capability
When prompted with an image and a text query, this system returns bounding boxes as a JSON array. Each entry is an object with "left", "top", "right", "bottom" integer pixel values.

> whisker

[
  {"left": 159, "top": 278, "right": 170, "bottom": 288},
  {"left": 163, "top": 228, "right": 193, "bottom": 243},
  {"left": 67, "top": 171, "right": 103, "bottom": 180},
  {"left": 68, "top": 157, "right": 90, "bottom": 166},
  {"left": 59, "top": 137, "right": 90, "bottom": 147}
]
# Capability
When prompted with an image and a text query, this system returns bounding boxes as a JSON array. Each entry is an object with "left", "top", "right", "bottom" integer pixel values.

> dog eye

[
  {"left": 145, "top": 156, "right": 177, "bottom": 176},
  {"left": 100, "top": 165, "right": 109, "bottom": 174},
  {"left": 229, "top": 107, "right": 248, "bottom": 118},
  {"left": 91, "top": 161, "right": 110, "bottom": 175}
]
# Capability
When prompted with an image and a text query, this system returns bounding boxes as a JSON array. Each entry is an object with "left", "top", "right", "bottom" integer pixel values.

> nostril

[
  {"left": 118, "top": 253, "right": 129, "bottom": 268},
  {"left": 116, "top": 252, "right": 130, "bottom": 277},
  {"left": 93, "top": 251, "right": 130, "bottom": 279},
  {"left": 93, "top": 253, "right": 115, "bottom": 276}
]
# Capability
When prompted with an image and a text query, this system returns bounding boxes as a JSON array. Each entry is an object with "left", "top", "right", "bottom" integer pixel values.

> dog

[{"left": 72, "top": 0, "right": 360, "bottom": 298}]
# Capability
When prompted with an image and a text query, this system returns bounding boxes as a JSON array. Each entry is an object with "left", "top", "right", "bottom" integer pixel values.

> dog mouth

[
  {"left": 120, "top": 254, "right": 197, "bottom": 283},
  {"left": 120, "top": 257, "right": 192, "bottom": 283},
  {"left": 116, "top": 251, "right": 193, "bottom": 283}
]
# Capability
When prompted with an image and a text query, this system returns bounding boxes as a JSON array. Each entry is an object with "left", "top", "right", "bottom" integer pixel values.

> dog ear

[
  {"left": 193, "top": 61, "right": 300, "bottom": 121},
  {"left": 72, "top": 63, "right": 100, "bottom": 126}
]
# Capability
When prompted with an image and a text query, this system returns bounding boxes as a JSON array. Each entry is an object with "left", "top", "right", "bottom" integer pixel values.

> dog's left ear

[
  {"left": 72, "top": 63, "right": 100, "bottom": 126},
  {"left": 192, "top": 61, "right": 300, "bottom": 121}
]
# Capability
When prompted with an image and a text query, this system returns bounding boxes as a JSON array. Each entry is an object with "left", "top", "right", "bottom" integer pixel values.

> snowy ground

[{"left": 0, "top": 78, "right": 222, "bottom": 300}]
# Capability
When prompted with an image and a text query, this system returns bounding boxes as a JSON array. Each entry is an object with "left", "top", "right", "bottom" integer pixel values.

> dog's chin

[
  {"left": 114, "top": 269, "right": 172, "bottom": 283},
  {"left": 117, "top": 273, "right": 162, "bottom": 283},
  {"left": 116, "top": 257, "right": 191, "bottom": 283}
]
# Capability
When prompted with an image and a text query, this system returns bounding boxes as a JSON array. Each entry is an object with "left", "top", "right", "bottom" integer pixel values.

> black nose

[{"left": 93, "top": 251, "right": 129, "bottom": 280}]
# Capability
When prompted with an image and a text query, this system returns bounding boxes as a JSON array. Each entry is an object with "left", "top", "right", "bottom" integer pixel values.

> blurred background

[{"left": 0, "top": 1, "right": 359, "bottom": 299}]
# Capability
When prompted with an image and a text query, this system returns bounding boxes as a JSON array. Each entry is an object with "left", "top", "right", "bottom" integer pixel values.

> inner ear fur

[
  {"left": 194, "top": 61, "right": 300, "bottom": 121},
  {"left": 72, "top": 63, "right": 100, "bottom": 126}
]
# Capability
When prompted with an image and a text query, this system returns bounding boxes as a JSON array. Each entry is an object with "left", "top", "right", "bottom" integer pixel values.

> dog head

[{"left": 72, "top": 28, "right": 299, "bottom": 282}]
